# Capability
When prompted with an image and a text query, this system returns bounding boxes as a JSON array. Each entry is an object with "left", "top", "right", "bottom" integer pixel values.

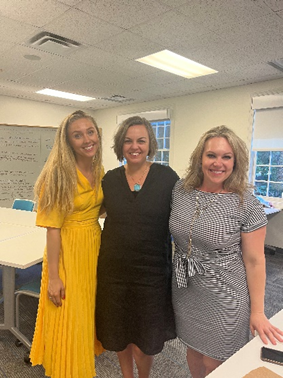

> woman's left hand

[{"left": 250, "top": 312, "right": 283, "bottom": 344}]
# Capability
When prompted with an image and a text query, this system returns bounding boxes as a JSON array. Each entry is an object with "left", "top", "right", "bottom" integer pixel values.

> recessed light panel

[
  {"left": 36, "top": 88, "right": 95, "bottom": 102},
  {"left": 136, "top": 50, "right": 218, "bottom": 79}
]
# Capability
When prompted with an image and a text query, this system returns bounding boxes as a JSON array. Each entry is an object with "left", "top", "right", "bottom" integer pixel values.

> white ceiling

[{"left": 1, "top": 0, "right": 283, "bottom": 110}]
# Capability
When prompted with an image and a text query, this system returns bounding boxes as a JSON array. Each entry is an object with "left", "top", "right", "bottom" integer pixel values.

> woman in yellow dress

[{"left": 30, "top": 110, "right": 104, "bottom": 378}]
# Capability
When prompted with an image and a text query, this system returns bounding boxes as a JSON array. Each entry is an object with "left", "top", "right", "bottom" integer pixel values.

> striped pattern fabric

[{"left": 169, "top": 180, "right": 267, "bottom": 360}]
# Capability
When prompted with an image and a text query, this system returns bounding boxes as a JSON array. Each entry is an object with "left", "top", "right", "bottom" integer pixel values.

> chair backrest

[{"left": 12, "top": 199, "right": 35, "bottom": 212}]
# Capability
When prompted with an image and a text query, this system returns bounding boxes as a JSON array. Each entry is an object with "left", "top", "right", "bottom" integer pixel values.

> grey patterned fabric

[{"left": 169, "top": 179, "right": 268, "bottom": 360}]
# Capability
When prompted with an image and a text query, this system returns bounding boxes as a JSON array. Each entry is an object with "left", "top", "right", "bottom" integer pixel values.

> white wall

[
  {"left": 0, "top": 96, "right": 95, "bottom": 127},
  {"left": 93, "top": 77, "right": 283, "bottom": 177},
  {"left": 1, "top": 78, "right": 283, "bottom": 178}
]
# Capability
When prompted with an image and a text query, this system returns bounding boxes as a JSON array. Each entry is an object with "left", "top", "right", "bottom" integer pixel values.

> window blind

[
  {"left": 116, "top": 109, "right": 170, "bottom": 124},
  {"left": 252, "top": 107, "right": 283, "bottom": 151}
]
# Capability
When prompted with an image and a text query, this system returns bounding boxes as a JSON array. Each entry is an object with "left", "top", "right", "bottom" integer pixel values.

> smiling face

[
  {"left": 122, "top": 124, "right": 150, "bottom": 166},
  {"left": 201, "top": 137, "right": 235, "bottom": 191},
  {"left": 67, "top": 117, "right": 99, "bottom": 162}
]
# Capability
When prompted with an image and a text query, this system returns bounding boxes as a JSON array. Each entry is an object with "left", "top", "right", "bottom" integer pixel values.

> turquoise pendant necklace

[{"left": 126, "top": 164, "right": 149, "bottom": 192}]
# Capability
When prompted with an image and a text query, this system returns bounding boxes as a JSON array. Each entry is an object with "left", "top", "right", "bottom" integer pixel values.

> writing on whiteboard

[{"left": 0, "top": 125, "right": 56, "bottom": 207}]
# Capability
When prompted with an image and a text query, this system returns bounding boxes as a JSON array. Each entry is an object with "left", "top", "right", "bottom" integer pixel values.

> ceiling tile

[
  {"left": 175, "top": 0, "right": 273, "bottom": 32},
  {"left": 67, "top": 47, "right": 160, "bottom": 77},
  {"left": 67, "top": 46, "right": 130, "bottom": 67},
  {"left": 260, "top": 0, "right": 283, "bottom": 11},
  {"left": 0, "top": 79, "right": 44, "bottom": 95},
  {"left": 157, "top": 0, "right": 189, "bottom": 7},
  {"left": 129, "top": 10, "right": 207, "bottom": 47},
  {"left": 0, "top": 45, "right": 59, "bottom": 80},
  {"left": 218, "top": 13, "right": 283, "bottom": 45},
  {"left": 57, "top": 0, "right": 82, "bottom": 5},
  {"left": 15, "top": 67, "right": 73, "bottom": 87},
  {"left": 0, "top": 0, "right": 70, "bottom": 27},
  {"left": 1, "top": 0, "right": 283, "bottom": 110},
  {"left": 44, "top": 8, "right": 124, "bottom": 45},
  {"left": 0, "top": 15, "right": 39, "bottom": 43},
  {"left": 75, "top": 0, "right": 170, "bottom": 29},
  {"left": 225, "top": 62, "right": 283, "bottom": 80},
  {"left": 0, "top": 40, "right": 15, "bottom": 53},
  {"left": 93, "top": 31, "right": 165, "bottom": 60}
]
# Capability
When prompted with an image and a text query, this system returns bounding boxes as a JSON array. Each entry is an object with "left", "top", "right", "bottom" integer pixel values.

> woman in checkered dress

[{"left": 169, "top": 126, "right": 283, "bottom": 378}]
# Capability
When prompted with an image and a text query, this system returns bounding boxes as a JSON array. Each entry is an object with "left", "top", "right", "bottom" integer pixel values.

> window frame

[
  {"left": 252, "top": 150, "right": 283, "bottom": 198},
  {"left": 151, "top": 119, "right": 171, "bottom": 166}
]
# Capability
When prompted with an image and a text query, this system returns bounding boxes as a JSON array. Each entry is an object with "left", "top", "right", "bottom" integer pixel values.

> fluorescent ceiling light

[
  {"left": 136, "top": 50, "right": 218, "bottom": 79},
  {"left": 36, "top": 88, "right": 95, "bottom": 102}
]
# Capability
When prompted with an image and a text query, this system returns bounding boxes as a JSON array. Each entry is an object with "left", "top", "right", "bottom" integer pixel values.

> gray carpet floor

[{"left": 0, "top": 249, "right": 282, "bottom": 378}]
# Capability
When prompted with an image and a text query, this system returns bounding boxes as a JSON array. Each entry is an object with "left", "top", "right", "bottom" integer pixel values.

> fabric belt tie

[{"left": 175, "top": 253, "right": 206, "bottom": 288}]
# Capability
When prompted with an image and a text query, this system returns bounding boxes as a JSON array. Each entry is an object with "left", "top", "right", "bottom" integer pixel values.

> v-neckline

[
  {"left": 122, "top": 163, "right": 153, "bottom": 196},
  {"left": 77, "top": 168, "right": 94, "bottom": 189}
]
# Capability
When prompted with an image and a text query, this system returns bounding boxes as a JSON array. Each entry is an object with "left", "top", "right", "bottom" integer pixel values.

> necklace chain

[
  {"left": 187, "top": 191, "right": 222, "bottom": 258},
  {"left": 126, "top": 164, "right": 149, "bottom": 192}
]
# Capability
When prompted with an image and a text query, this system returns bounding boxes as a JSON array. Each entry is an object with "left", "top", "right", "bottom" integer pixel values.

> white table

[
  {"left": 207, "top": 309, "right": 283, "bottom": 377},
  {"left": 264, "top": 208, "right": 283, "bottom": 250},
  {"left": 264, "top": 208, "right": 281, "bottom": 216},
  {"left": 0, "top": 207, "right": 46, "bottom": 348}
]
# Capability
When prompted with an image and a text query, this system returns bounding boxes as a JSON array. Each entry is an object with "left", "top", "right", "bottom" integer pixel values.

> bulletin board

[{"left": 0, "top": 124, "right": 57, "bottom": 208}]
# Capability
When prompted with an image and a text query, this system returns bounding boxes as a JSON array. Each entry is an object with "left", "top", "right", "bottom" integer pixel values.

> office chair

[
  {"left": 12, "top": 199, "right": 35, "bottom": 212},
  {"left": 15, "top": 280, "right": 41, "bottom": 347}
]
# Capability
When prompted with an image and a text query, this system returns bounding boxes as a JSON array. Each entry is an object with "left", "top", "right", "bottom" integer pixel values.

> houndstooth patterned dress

[{"left": 169, "top": 179, "right": 267, "bottom": 361}]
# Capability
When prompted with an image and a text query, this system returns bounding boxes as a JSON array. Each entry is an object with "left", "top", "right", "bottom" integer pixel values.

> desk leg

[
  {"left": 0, "top": 266, "right": 15, "bottom": 330},
  {"left": 0, "top": 267, "right": 32, "bottom": 349}
]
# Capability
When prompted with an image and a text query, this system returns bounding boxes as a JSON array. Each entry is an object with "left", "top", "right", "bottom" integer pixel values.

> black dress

[{"left": 96, "top": 163, "right": 179, "bottom": 355}]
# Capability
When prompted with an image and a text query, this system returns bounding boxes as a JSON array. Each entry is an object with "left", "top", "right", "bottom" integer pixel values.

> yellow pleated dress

[{"left": 30, "top": 169, "right": 104, "bottom": 378}]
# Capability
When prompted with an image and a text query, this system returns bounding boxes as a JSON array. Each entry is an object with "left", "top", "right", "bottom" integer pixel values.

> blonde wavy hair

[
  {"left": 183, "top": 125, "right": 251, "bottom": 199},
  {"left": 34, "top": 110, "right": 102, "bottom": 214}
]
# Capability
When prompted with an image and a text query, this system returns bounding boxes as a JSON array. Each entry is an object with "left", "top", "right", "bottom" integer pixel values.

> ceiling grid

[{"left": 0, "top": 0, "right": 282, "bottom": 109}]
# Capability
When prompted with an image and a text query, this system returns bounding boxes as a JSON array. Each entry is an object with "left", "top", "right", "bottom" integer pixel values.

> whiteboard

[{"left": 0, "top": 125, "right": 57, "bottom": 208}]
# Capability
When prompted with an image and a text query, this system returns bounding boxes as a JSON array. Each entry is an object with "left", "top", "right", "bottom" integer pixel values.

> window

[
  {"left": 254, "top": 151, "right": 283, "bottom": 198},
  {"left": 251, "top": 94, "right": 283, "bottom": 200},
  {"left": 151, "top": 120, "right": 170, "bottom": 166}
]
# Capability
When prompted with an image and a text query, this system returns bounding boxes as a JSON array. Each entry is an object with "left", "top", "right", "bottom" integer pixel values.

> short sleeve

[
  {"left": 36, "top": 196, "right": 65, "bottom": 229},
  {"left": 241, "top": 191, "right": 268, "bottom": 233}
]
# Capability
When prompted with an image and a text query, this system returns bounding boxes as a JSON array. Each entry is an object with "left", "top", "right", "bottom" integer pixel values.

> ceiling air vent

[
  {"left": 27, "top": 32, "right": 81, "bottom": 55},
  {"left": 100, "top": 94, "right": 134, "bottom": 103}
]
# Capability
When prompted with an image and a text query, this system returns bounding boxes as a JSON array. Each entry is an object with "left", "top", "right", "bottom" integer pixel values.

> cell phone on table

[{"left": 260, "top": 346, "right": 283, "bottom": 366}]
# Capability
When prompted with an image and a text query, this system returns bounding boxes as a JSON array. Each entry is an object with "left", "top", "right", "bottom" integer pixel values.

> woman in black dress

[{"left": 96, "top": 116, "right": 178, "bottom": 378}]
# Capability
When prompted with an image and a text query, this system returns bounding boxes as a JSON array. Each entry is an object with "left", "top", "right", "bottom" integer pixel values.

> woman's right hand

[
  {"left": 48, "top": 277, "right": 65, "bottom": 307},
  {"left": 46, "top": 227, "right": 64, "bottom": 307}
]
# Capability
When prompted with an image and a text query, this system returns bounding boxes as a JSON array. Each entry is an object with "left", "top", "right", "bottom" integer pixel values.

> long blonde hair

[
  {"left": 183, "top": 125, "right": 250, "bottom": 199},
  {"left": 34, "top": 110, "right": 102, "bottom": 214}
]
